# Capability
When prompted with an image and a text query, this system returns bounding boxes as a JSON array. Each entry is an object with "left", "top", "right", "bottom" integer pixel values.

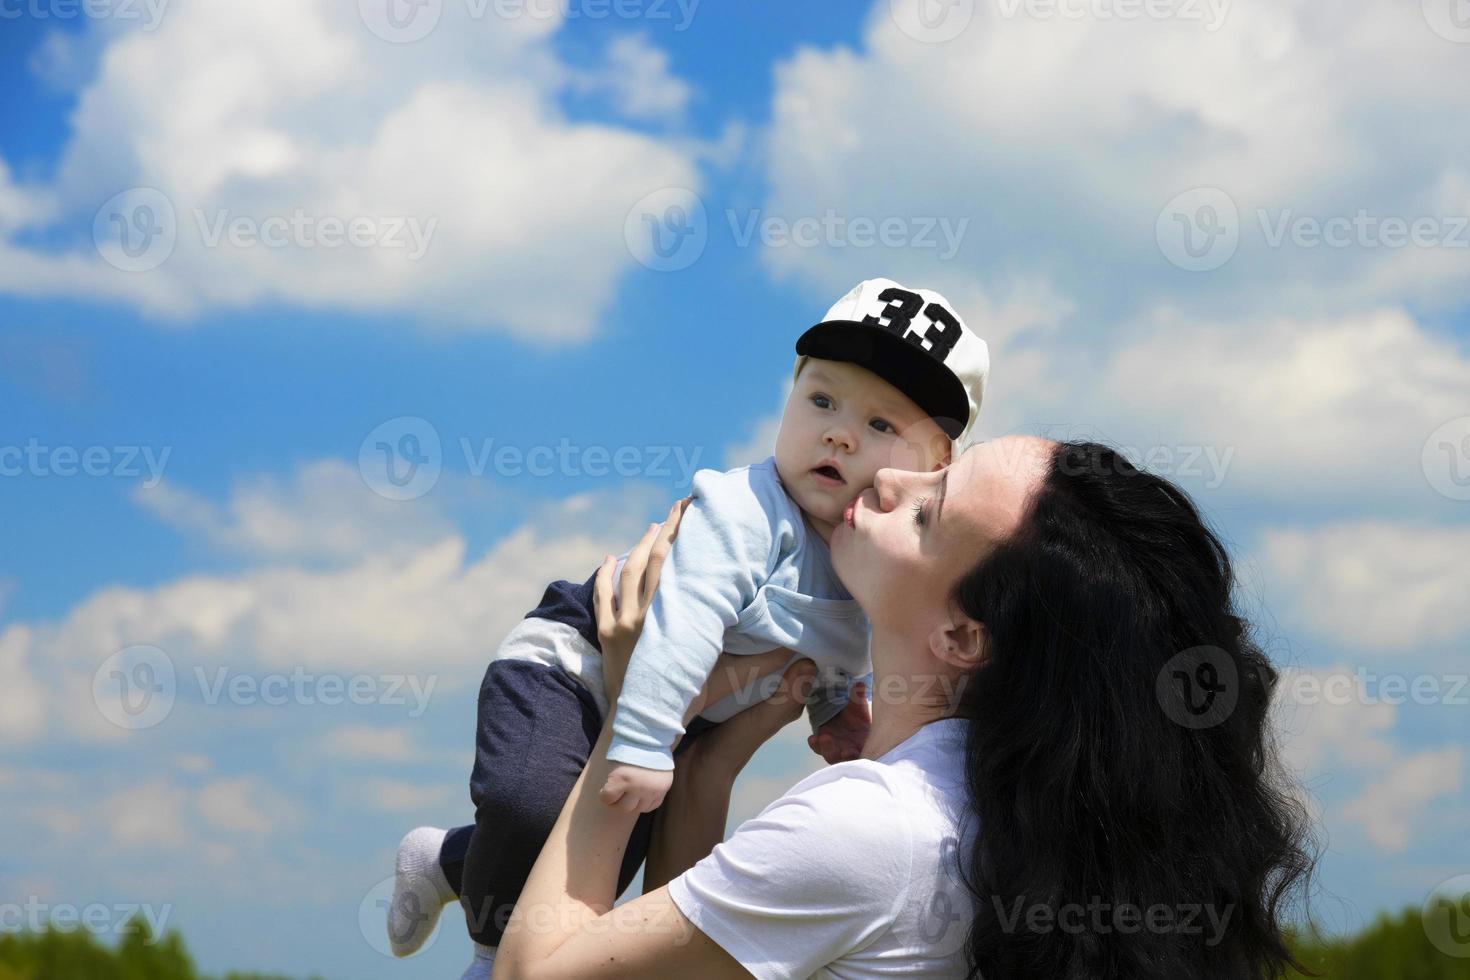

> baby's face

[{"left": 774, "top": 357, "right": 951, "bottom": 542}]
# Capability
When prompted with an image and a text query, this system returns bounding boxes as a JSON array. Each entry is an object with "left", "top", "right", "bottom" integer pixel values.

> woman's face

[{"left": 830, "top": 435, "right": 1053, "bottom": 635}]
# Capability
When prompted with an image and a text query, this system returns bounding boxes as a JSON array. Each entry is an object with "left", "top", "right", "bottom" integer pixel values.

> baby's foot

[
  {"left": 458, "top": 942, "right": 496, "bottom": 980},
  {"left": 388, "top": 826, "right": 456, "bottom": 957}
]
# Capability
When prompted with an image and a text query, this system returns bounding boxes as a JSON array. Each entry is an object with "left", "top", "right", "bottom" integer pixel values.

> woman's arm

[
  {"left": 492, "top": 712, "right": 750, "bottom": 980},
  {"left": 493, "top": 504, "right": 808, "bottom": 980},
  {"left": 644, "top": 657, "right": 814, "bottom": 891}
]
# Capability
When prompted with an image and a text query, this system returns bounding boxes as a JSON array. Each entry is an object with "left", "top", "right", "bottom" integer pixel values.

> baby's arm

[{"left": 604, "top": 483, "right": 767, "bottom": 805}]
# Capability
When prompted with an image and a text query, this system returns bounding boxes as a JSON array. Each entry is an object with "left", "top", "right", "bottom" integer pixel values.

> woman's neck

[{"left": 860, "top": 627, "right": 961, "bottom": 761}]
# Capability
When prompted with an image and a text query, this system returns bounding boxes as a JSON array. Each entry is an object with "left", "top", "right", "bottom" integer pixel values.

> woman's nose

[{"left": 874, "top": 467, "right": 901, "bottom": 511}]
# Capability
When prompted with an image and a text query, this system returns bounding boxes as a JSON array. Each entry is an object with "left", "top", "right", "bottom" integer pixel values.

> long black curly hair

[{"left": 950, "top": 441, "right": 1315, "bottom": 980}]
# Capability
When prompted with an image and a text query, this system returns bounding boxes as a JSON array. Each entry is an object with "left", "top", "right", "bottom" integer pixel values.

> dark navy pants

[{"left": 437, "top": 657, "right": 716, "bottom": 947}]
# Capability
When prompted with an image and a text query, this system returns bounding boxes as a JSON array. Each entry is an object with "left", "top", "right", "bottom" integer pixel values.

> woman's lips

[{"left": 843, "top": 499, "right": 857, "bottom": 528}]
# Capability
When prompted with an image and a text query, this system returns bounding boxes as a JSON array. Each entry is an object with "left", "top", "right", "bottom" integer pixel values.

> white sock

[
  {"left": 388, "top": 825, "right": 457, "bottom": 957},
  {"left": 458, "top": 942, "right": 496, "bottom": 980}
]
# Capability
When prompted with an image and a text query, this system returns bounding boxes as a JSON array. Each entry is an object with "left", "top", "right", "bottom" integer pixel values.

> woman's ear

[{"left": 928, "top": 606, "right": 987, "bottom": 670}]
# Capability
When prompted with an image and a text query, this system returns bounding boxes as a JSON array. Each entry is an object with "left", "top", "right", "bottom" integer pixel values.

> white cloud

[
  {"left": 0, "top": 625, "right": 47, "bottom": 745},
  {"left": 0, "top": 0, "right": 699, "bottom": 337},
  {"left": 1260, "top": 522, "right": 1470, "bottom": 654},
  {"left": 1063, "top": 306, "right": 1470, "bottom": 506},
  {"left": 105, "top": 776, "right": 192, "bottom": 848},
  {"left": 362, "top": 778, "right": 457, "bottom": 813},
  {"left": 761, "top": 0, "right": 1470, "bottom": 319},
  {"left": 1341, "top": 747, "right": 1465, "bottom": 853},
  {"left": 197, "top": 776, "right": 300, "bottom": 837},
  {"left": 3, "top": 486, "right": 653, "bottom": 745},
  {"left": 321, "top": 725, "right": 424, "bottom": 763},
  {"left": 1273, "top": 665, "right": 1467, "bottom": 855},
  {"left": 172, "top": 753, "right": 211, "bottom": 774},
  {"left": 134, "top": 459, "right": 452, "bottom": 564},
  {"left": 573, "top": 34, "right": 694, "bottom": 122}
]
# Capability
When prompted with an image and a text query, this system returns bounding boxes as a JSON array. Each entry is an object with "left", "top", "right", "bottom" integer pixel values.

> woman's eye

[
  {"left": 911, "top": 496, "right": 928, "bottom": 527},
  {"left": 811, "top": 394, "right": 832, "bottom": 409},
  {"left": 870, "top": 418, "right": 895, "bottom": 434}
]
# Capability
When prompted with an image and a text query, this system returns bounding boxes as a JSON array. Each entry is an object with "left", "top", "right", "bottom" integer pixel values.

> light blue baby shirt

[{"left": 606, "top": 456, "right": 873, "bottom": 771}]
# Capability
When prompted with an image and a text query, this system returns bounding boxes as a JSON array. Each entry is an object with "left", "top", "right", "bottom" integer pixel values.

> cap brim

[{"left": 795, "top": 321, "right": 967, "bottom": 439}]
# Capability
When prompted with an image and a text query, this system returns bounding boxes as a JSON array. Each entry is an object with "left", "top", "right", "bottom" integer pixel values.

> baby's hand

[
  {"left": 807, "top": 681, "right": 871, "bottom": 764},
  {"left": 599, "top": 761, "right": 674, "bottom": 813}
]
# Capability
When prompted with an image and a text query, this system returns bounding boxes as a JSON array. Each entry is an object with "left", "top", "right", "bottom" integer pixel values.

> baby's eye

[
  {"left": 810, "top": 394, "right": 833, "bottom": 409},
  {"left": 870, "top": 418, "right": 895, "bottom": 434}
]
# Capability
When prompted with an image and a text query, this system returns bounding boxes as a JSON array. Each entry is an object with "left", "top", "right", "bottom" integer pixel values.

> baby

[{"left": 387, "top": 277, "right": 990, "bottom": 972}]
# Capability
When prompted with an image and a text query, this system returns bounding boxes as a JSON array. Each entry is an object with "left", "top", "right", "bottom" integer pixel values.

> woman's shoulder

[{"left": 772, "top": 753, "right": 959, "bottom": 847}]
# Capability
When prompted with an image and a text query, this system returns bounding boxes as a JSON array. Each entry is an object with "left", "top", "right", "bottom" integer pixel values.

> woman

[{"left": 491, "top": 436, "right": 1315, "bottom": 980}]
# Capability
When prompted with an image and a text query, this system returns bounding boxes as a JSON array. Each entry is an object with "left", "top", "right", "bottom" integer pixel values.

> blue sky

[{"left": 2, "top": 0, "right": 1469, "bottom": 977}]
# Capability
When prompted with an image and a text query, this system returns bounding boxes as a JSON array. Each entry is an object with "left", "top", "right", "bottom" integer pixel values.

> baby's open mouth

[{"left": 812, "top": 464, "right": 844, "bottom": 482}]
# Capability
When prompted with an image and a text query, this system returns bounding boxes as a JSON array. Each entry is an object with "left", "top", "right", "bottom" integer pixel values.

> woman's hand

[{"left": 592, "top": 499, "right": 804, "bottom": 719}]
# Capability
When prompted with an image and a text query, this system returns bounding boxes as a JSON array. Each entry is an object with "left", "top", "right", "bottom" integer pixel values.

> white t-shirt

[{"left": 667, "top": 717, "right": 978, "bottom": 979}]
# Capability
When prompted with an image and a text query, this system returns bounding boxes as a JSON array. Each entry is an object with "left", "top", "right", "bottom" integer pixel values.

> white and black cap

[{"left": 792, "top": 277, "right": 990, "bottom": 447}]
